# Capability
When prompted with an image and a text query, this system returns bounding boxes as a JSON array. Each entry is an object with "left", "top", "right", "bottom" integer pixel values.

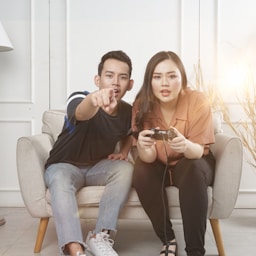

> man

[{"left": 44, "top": 50, "right": 134, "bottom": 256}]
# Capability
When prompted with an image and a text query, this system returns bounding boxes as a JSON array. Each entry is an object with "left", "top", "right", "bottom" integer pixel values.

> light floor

[{"left": 0, "top": 207, "right": 256, "bottom": 256}]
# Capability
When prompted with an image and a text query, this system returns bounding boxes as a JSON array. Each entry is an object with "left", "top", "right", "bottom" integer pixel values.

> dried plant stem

[
  {"left": 219, "top": 80, "right": 256, "bottom": 168},
  {"left": 193, "top": 62, "right": 256, "bottom": 168}
]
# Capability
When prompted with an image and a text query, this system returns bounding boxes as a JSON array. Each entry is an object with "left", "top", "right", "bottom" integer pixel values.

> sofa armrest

[
  {"left": 209, "top": 133, "right": 243, "bottom": 218},
  {"left": 16, "top": 134, "right": 54, "bottom": 218}
]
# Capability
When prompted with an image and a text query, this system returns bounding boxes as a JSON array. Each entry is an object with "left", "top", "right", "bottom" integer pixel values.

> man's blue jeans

[{"left": 44, "top": 159, "right": 134, "bottom": 255}]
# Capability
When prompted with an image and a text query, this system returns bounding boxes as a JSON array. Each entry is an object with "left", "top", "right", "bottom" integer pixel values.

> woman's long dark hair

[{"left": 134, "top": 51, "right": 188, "bottom": 132}]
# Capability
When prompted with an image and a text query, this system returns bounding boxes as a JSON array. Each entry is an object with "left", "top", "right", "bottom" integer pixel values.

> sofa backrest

[
  {"left": 41, "top": 109, "right": 223, "bottom": 142},
  {"left": 42, "top": 110, "right": 66, "bottom": 141}
]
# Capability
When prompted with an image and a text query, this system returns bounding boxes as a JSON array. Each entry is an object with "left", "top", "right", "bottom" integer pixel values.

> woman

[{"left": 132, "top": 51, "right": 216, "bottom": 256}]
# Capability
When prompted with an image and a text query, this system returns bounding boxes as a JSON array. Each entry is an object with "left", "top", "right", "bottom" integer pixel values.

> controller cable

[{"left": 160, "top": 134, "right": 171, "bottom": 246}]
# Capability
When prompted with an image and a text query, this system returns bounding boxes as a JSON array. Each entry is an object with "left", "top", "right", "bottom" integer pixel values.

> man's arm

[
  {"left": 75, "top": 88, "right": 117, "bottom": 121},
  {"left": 108, "top": 135, "right": 133, "bottom": 160}
]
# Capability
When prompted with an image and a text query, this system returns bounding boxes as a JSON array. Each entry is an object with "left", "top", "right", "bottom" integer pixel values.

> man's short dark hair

[{"left": 98, "top": 50, "right": 132, "bottom": 78}]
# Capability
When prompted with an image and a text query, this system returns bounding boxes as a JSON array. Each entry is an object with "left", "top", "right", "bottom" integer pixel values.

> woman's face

[{"left": 151, "top": 59, "right": 182, "bottom": 104}]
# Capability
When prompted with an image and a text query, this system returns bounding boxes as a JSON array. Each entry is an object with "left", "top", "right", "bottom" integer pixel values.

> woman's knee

[
  {"left": 133, "top": 158, "right": 150, "bottom": 185},
  {"left": 173, "top": 158, "right": 210, "bottom": 188},
  {"left": 133, "top": 159, "right": 165, "bottom": 189}
]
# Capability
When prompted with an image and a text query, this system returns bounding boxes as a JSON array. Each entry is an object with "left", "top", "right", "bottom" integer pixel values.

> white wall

[
  {"left": 0, "top": 0, "right": 255, "bottom": 207},
  {"left": 217, "top": 0, "right": 256, "bottom": 207},
  {"left": 0, "top": 0, "right": 50, "bottom": 206}
]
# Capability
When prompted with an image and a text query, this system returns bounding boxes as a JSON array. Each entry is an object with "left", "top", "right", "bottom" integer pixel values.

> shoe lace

[{"left": 95, "top": 232, "right": 115, "bottom": 254}]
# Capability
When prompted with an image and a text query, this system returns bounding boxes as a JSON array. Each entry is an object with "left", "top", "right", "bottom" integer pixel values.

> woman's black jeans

[{"left": 132, "top": 152, "right": 215, "bottom": 256}]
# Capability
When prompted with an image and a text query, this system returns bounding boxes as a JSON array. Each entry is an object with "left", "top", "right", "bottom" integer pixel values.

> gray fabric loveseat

[{"left": 16, "top": 110, "right": 243, "bottom": 255}]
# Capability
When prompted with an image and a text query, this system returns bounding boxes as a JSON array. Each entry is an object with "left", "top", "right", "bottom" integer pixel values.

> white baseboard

[
  {"left": 235, "top": 189, "right": 256, "bottom": 208},
  {"left": 0, "top": 189, "right": 24, "bottom": 207},
  {"left": 0, "top": 189, "right": 255, "bottom": 208}
]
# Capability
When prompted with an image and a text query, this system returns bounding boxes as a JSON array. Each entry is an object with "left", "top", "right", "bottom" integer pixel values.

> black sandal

[{"left": 160, "top": 241, "right": 178, "bottom": 256}]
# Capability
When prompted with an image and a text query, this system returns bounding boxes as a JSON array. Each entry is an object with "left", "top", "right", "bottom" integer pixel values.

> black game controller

[{"left": 148, "top": 128, "right": 177, "bottom": 140}]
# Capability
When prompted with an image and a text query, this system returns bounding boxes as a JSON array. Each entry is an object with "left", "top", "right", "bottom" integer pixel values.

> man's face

[{"left": 95, "top": 58, "right": 133, "bottom": 101}]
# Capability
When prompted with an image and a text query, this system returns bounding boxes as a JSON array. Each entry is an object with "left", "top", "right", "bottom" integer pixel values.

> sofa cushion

[{"left": 46, "top": 186, "right": 212, "bottom": 209}]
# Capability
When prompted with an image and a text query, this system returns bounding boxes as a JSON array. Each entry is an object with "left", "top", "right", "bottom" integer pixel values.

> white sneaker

[
  {"left": 86, "top": 231, "right": 118, "bottom": 256},
  {"left": 76, "top": 247, "right": 95, "bottom": 256},
  {"left": 76, "top": 253, "right": 86, "bottom": 256}
]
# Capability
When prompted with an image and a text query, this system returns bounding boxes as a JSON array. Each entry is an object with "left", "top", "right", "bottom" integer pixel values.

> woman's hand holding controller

[{"left": 168, "top": 127, "right": 188, "bottom": 153}]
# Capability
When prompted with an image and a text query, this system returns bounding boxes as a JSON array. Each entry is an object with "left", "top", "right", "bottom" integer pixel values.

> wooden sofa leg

[
  {"left": 34, "top": 217, "right": 49, "bottom": 253},
  {"left": 209, "top": 218, "right": 225, "bottom": 256}
]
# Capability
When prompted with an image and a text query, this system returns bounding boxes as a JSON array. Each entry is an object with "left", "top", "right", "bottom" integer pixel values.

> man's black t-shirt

[{"left": 45, "top": 91, "right": 132, "bottom": 168}]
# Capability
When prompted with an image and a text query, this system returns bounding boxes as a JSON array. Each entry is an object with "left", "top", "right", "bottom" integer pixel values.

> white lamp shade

[{"left": 0, "top": 21, "right": 13, "bottom": 52}]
